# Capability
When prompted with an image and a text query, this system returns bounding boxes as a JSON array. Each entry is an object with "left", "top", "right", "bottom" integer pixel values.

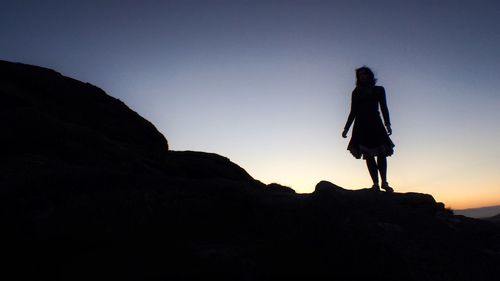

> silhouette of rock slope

[{"left": 1, "top": 60, "right": 499, "bottom": 281}]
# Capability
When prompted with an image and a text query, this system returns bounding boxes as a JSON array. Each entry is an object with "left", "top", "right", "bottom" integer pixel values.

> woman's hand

[
  {"left": 342, "top": 129, "right": 348, "bottom": 138},
  {"left": 386, "top": 125, "right": 392, "bottom": 136}
]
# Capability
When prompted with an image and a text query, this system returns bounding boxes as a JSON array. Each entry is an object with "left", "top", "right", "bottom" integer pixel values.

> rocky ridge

[{"left": 1, "top": 60, "right": 499, "bottom": 281}]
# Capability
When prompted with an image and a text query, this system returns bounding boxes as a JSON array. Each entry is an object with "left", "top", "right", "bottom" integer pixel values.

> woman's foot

[
  {"left": 371, "top": 184, "right": 380, "bottom": 192},
  {"left": 381, "top": 182, "right": 394, "bottom": 193}
]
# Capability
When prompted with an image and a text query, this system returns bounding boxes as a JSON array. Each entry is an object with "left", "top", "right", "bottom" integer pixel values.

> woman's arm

[
  {"left": 342, "top": 91, "right": 356, "bottom": 137},
  {"left": 379, "top": 87, "right": 391, "bottom": 127},
  {"left": 378, "top": 87, "right": 392, "bottom": 135}
]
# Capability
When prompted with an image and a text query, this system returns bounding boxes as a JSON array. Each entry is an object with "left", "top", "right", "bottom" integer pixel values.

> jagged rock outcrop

[
  {"left": 1, "top": 60, "right": 499, "bottom": 281},
  {"left": 0, "top": 60, "right": 168, "bottom": 169}
]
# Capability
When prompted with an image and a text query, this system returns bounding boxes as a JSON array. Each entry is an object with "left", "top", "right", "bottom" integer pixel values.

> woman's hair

[{"left": 355, "top": 66, "right": 377, "bottom": 87}]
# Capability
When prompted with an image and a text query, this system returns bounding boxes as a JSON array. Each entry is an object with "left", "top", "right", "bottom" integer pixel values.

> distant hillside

[
  {"left": 454, "top": 205, "right": 500, "bottom": 219},
  {"left": 485, "top": 213, "right": 500, "bottom": 223},
  {"left": 1, "top": 60, "right": 499, "bottom": 281}
]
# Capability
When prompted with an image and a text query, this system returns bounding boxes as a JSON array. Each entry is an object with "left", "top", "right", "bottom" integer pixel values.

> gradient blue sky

[{"left": 2, "top": 0, "right": 499, "bottom": 208}]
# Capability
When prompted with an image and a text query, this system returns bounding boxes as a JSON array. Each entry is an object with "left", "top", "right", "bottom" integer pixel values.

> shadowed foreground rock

[{"left": 1, "top": 60, "right": 499, "bottom": 281}]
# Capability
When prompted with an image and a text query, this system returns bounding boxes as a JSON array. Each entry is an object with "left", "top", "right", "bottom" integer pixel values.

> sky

[{"left": 1, "top": 0, "right": 499, "bottom": 209}]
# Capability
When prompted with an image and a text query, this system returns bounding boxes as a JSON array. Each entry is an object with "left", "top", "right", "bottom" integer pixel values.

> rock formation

[{"left": 1, "top": 60, "right": 499, "bottom": 281}]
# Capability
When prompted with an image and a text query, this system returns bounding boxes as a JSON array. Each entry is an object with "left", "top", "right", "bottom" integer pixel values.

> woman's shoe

[
  {"left": 381, "top": 182, "right": 394, "bottom": 193},
  {"left": 371, "top": 184, "right": 380, "bottom": 192}
]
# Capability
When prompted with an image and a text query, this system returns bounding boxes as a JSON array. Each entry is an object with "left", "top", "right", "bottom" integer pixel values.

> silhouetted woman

[{"left": 342, "top": 66, "right": 395, "bottom": 192}]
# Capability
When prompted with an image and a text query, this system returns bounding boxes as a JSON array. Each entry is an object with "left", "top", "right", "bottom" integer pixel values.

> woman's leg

[
  {"left": 365, "top": 157, "right": 379, "bottom": 185},
  {"left": 377, "top": 156, "right": 387, "bottom": 184},
  {"left": 377, "top": 156, "right": 394, "bottom": 192}
]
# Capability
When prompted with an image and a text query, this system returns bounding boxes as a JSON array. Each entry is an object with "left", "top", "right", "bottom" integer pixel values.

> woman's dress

[{"left": 344, "top": 85, "right": 395, "bottom": 159}]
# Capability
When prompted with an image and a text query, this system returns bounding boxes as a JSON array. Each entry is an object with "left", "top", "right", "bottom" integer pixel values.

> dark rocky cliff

[{"left": 1, "top": 60, "right": 499, "bottom": 281}]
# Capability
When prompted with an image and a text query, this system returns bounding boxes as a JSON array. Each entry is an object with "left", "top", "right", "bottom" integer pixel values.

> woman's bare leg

[
  {"left": 377, "top": 156, "right": 387, "bottom": 184},
  {"left": 377, "top": 156, "right": 394, "bottom": 192},
  {"left": 365, "top": 157, "right": 379, "bottom": 186}
]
